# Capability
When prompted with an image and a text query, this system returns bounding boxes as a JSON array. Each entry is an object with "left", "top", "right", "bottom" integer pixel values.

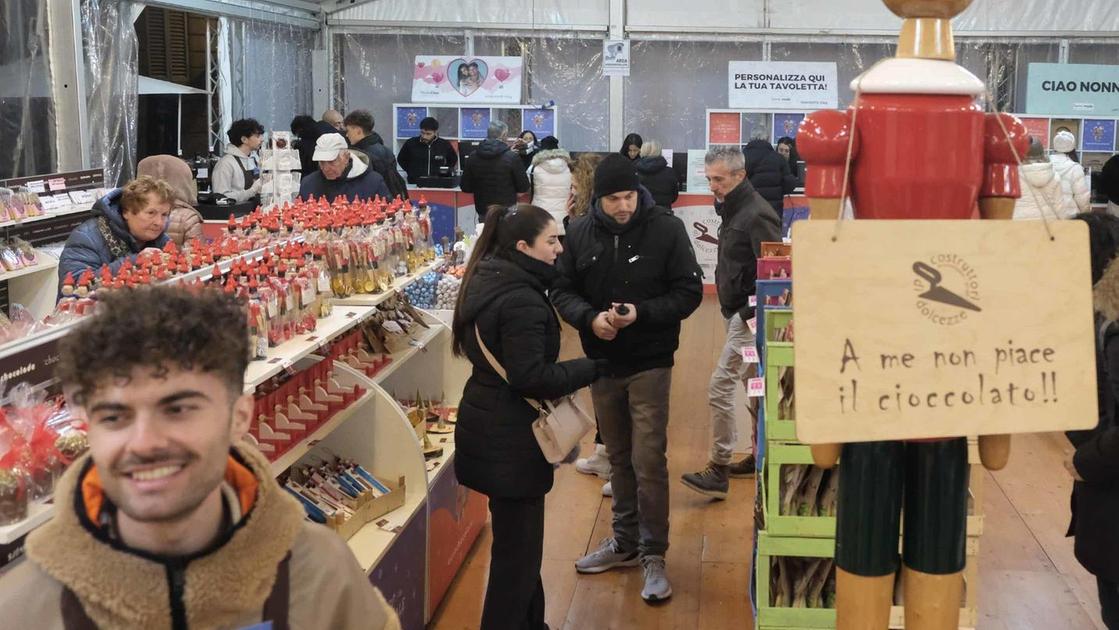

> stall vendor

[{"left": 211, "top": 118, "right": 264, "bottom": 202}]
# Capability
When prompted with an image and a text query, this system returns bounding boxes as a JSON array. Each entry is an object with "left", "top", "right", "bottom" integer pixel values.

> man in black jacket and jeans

[
  {"left": 460, "top": 121, "right": 530, "bottom": 220},
  {"left": 553, "top": 154, "right": 702, "bottom": 604},
  {"left": 682, "top": 146, "right": 782, "bottom": 500}
]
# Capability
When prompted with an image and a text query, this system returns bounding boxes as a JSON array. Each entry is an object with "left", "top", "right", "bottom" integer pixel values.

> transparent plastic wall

[
  {"left": 0, "top": 0, "right": 58, "bottom": 180},
  {"left": 623, "top": 40, "right": 765, "bottom": 152},
  {"left": 623, "top": 38, "right": 1065, "bottom": 152},
  {"left": 239, "top": 20, "right": 316, "bottom": 134},
  {"left": 83, "top": 0, "right": 140, "bottom": 186},
  {"left": 475, "top": 35, "right": 609, "bottom": 151},
  {"left": 334, "top": 33, "right": 610, "bottom": 151},
  {"left": 334, "top": 33, "right": 466, "bottom": 144}
]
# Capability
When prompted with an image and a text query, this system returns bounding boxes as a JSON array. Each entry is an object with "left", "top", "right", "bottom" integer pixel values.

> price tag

[
  {"left": 748, "top": 295, "right": 757, "bottom": 307},
  {"left": 747, "top": 377, "right": 765, "bottom": 398},
  {"left": 69, "top": 190, "right": 95, "bottom": 205},
  {"left": 47, "top": 177, "right": 67, "bottom": 192},
  {"left": 25, "top": 180, "right": 46, "bottom": 194},
  {"left": 741, "top": 346, "right": 759, "bottom": 364},
  {"left": 39, "top": 195, "right": 66, "bottom": 212},
  {"left": 746, "top": 316, "right": 757, "bottom": 335}
]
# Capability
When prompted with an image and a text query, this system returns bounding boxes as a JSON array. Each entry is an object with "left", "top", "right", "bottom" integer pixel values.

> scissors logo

[
  {"left": 913, "top": 256, "right": 982, "bottom": 327},
  {"left": 693, "top": 222, "right": 719, "bottom": 245}
]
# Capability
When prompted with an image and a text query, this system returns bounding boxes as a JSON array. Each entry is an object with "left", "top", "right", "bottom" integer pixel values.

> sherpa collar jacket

[{"left": 0, "top": 443, "right": 400, "bottom": 630}]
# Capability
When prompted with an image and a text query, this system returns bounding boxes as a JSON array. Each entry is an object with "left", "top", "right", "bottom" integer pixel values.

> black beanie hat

[{"left": 594, "top": 154, "right": 640, "bottom": 199}]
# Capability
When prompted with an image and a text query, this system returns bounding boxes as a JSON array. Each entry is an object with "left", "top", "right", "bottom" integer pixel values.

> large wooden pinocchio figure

[{"left": 797, "top": 1, "right": 1028, "bottom": 628}]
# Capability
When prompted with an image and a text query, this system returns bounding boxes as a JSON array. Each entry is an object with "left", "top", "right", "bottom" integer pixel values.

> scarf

[{"left": 97, "top": 216, "right": 131, "bottom": 259}]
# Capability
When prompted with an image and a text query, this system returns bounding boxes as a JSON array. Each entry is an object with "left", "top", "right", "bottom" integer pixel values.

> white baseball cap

[{"left": 313, "top": 133, "right": 348, "bottom": 161}]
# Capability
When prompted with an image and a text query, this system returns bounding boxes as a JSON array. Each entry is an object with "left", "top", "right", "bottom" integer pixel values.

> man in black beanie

[{"left": 552, "top": 153, "right": 702, "bottom": 604}]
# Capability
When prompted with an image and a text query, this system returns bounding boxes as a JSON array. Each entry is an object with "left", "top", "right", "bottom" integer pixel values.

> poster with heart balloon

[{"left": 412, "top": 56, "right": 523, "bottom": 104}]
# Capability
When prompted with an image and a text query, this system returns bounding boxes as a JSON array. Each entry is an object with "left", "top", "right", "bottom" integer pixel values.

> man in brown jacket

[{"left": 0, "top": 286, "right": 400, "bottom": 630}]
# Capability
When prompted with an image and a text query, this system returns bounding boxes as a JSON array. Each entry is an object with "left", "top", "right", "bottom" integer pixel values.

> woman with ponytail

[{"left": 453, "top": 204, "right": 606, "bottom": 630}]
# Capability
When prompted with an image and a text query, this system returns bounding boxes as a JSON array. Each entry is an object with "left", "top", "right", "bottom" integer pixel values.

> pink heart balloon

[
  {"left": 431, "top": 72, "right": 444, "bottom": 84},
  {"left": 494, "top": 68, "right": 510, "bottom": 82},
  {"left": 417, "top": 62, "right": 426, "bottom": 68}
]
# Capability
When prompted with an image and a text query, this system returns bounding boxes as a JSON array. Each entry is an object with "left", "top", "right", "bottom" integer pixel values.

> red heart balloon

[
  {"left": 494, "top": 68, "right": 510, "bottom": 82},
  {"left": 417, "top": 62, "right": 426, "bottom": 68},
  {"left": 431, "top": 72, "right": 444, "bottom": 84}
]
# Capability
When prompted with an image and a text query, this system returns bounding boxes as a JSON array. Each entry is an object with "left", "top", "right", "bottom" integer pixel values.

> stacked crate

[{"left": 752, "top": 244, "right": 982, "bottom": 630}]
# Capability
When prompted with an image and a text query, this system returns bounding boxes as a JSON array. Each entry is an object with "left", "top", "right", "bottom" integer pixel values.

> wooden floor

[{"left": 429, "top": 296, "right": 1107, "bottom": 630}]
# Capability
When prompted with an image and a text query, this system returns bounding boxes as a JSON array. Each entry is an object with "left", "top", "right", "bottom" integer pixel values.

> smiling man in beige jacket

[{"left": 0, "top": 285, "right": 399, "bottom": 630}]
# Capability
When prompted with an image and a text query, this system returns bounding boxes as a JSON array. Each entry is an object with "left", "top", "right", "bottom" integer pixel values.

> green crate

[
  {"left": 763, "top": 443, "right": 837, "bottom": 538},
  {"left": 764, "top": 308, "right": 796, "bottom": 442},
  {"left": 755, "top": 533, "right": 837, "bottom": 630}
]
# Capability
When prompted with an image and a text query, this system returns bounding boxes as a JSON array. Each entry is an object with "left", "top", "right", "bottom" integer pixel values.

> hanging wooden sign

[{"left": 792, "top": 220, "right": 1098, "bottom": 443}]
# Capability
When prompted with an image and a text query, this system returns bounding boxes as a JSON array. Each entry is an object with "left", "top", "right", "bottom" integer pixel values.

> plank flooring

[{"left": 429, "top": 296, "right": 1107, "bottom": 629}]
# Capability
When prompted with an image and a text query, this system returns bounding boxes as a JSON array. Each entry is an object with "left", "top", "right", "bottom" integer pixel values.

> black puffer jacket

[
  {"left": 1067, "top": 261, "right": 1119, "bottom": 582},
  {"left": 351, "top": 135, "right": 408, "bottom": 200},
  {"left": 553, "top": 190, "right": 703, "bottom": 377},
  {"left": 460, "top": 139, "right": 530, "bottom": 218},
  {"left": 744, "top": 139, "right": 798, "bottom": 214},
  {"left": 455, "top": 253, "right": 601, "bottom": 499},
  {"left": 397, "top": 136, "right": 458, "bottom": 184},
  {"left": 635, "top": 156, "right": 679, "bottom": 209}
]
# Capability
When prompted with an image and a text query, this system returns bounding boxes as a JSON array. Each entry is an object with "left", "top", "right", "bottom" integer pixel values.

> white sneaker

[
  {"left": 602, "top": 481, "right": 612, "bottom": 497},
  {"left": 576, "top": 444, "right": 611, "bottom": 479},
  {"left": 641, "top": 555, "right": 673, "bottom": 602},
  {"left": 575, "top": 538, "right": 640, "bottom": 574}
]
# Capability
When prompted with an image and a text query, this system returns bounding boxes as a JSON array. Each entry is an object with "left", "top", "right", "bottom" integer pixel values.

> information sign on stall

[
  {"left": 772, "top": 113, "right": 806, "bottom": 143},
  {"left": 1027, "top": 63, "right": 1119, "bottom": 115},
  {"left": 708, "top": 113, "right": 742, "bottom": 145},
  {"left": 792, "top": 220, "right": 1097, "bottom": 443},
  {"left": 459, "top": 108, "right": 491, "bottom": 140},
  {"left": 602, "top": 39, "right": 630, "bottom": 77},
  {"left": 411, "top": 56, "right": 522, "bottom": 105},
  {"left": 728, "top": 61, "right": 837, "bottom": 110},
  {"left": 521, "top": 109, "right": 556, "bottom": 138},
  {"left": 1082, "top": 119, "right": 1116, "bottom": 153},
  {"left": 1019, "top": 117, "right": 1052, "bottom": 149},
  {"left": 396, "top": 107, "right": 427, "bottom": 138}
]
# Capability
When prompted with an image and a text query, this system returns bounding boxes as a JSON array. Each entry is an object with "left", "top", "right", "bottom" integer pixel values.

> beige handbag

[{"left": 474, "top": 325, "right": 595, "bottom": 463}]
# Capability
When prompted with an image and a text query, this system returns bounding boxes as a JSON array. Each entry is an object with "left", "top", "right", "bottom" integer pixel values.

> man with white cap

[
  {"left": 298, "top": 133, "right": 391, "bottom": 202},
  {"left": 1050, "top": 129, "right": 1091, "bottom": 216}
]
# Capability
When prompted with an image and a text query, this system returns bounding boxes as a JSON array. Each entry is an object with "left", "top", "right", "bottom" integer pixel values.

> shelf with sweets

[
  {"left": 348, "top": 493, "right": 427, "bottom": 573},
  {"left": 243, "top": 305, "right": 376, "bottom": 394},
  {"left": 0, "top": 500, "right": 54, "bottom": 545},
  {"left": 0, "top": 252, "right": 58, "bottom": 284},
  {"left": 0, "top": 204, "right": 91, "bottom": 231},
  {"left": 268, "top": 387, "right": 378, "bottom": 477},
  {"left": 243, "top": 261, "right": 443, "bottom": 393}
]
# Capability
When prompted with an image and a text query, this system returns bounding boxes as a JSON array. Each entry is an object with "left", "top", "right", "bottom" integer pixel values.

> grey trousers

[
  {"left": 708, "top": 313, "right": 757, "bottom": 465},
  {"left": 591, "top": 367, "right": 672, "bottom": 557}
]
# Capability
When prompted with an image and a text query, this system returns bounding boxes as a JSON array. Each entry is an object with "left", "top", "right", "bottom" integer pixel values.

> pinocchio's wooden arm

[
  {"left": 978, "top": 434, "right": 1011, "bottom": 471},
  {"left": 978, "top": 197, "right": 1015, "bottom": 220},
  {"left": 811, "top": 443, "right": 842, "bottom": 469},
  {"left": 798, "top": 109, "right": 857, "bottom": 220}
]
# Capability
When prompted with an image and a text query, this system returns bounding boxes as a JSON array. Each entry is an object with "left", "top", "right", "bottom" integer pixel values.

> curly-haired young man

[{"left": 0, "top": 286, "right": 400, "bottom": 630}]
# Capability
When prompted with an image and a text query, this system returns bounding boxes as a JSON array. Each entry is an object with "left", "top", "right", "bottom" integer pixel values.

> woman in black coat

[
  {"left": 635, "top": 139, "right": 679, "bottom": 209},
  {"left": 1068, "top": 212, "right": 1119, "bottom": 629},
  {"left": 744, "top": 138, "right": 799, "bottom": 214},
  {"left": 620, "top": 133, "right": 643, "bottom": 160},
  {"left": 453, "top": 203, "right": 604, "bottom": 630}
]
